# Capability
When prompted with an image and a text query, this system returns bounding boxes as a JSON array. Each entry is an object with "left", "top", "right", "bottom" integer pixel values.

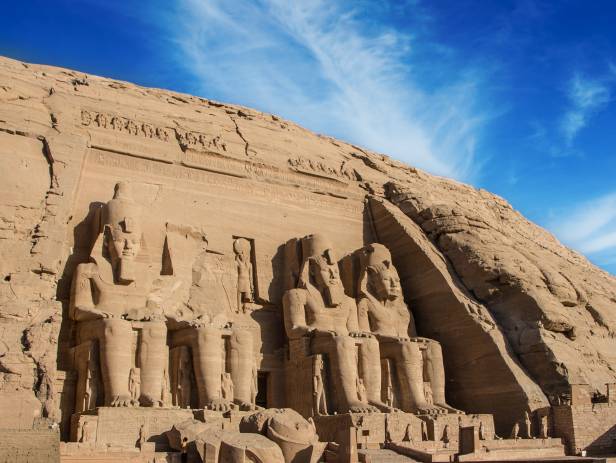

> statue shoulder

[{"left": 74, "top": 262, "right": 98, "bottom": 278}]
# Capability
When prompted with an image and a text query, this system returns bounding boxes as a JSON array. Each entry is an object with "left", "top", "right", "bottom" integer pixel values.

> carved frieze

[
  {"left": 176, "top": 129, "right": 228, "bottom": 154},
  {"left": 81, "top": 109, "right": 172, "bottom": 143},
  {"left": 287, "top": 156, "right": 356, "bottom": 183}
]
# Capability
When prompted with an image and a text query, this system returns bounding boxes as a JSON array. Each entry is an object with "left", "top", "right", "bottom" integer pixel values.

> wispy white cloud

[
  {"left": 551, "top": 192, "right": 616, "bottom": 266},
  {"left": 158, "top": 0, "right": 488, "bottom": 181},
  {"left": 560, "top": 74, "right": 612, "bottom": 146}
]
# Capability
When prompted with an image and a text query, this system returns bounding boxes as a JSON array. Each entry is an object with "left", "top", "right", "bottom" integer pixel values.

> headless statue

[
  {"left": 70, "top": 182, "right": 167, "bottom": 407},
  {"left": 166, "top": 236, "right": 255, "bottom": 411},
  {"left": 355, "top": 243, "right": 459, "bottom": 414},
  {"left": 283, "top": 234, "right": 392, "bottom": 414}
]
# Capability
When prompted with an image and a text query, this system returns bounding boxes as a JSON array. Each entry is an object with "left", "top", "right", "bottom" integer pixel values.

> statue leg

[
  {"left": 312, "top": 334, "right": 377, "bottom": 414},
  {"left": 424, "top": 340, "right": 460, "bottom": 413},
  {"left": 387, "top": 339, "right": 440, "bottom": 414},
  {"left": 170, "top": 326, "right": 225, "bottom": 409},
  {"left": 139, "top": 321, "right": 167, "bottom": 406},
  {"left": 358, "top": 336, "right": 393, "bottom": 412},
  {"left": 192, "top": 326, "right": 226, "bottom": 409},
  {"left": 229, "top": 329, "right": 254, "bottom": 409},
  {"left": 79, "top": 318, "right": 132, "bottom": 407}
]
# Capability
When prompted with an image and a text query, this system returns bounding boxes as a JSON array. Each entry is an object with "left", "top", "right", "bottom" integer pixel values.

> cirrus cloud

[{"left": 157, "top": 0, "right": 489, "bottom": 181}]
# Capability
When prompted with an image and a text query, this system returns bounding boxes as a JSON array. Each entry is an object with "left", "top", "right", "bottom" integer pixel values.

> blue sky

[{"left": 2, "top": 0, "right": 615, "bottom": 274}]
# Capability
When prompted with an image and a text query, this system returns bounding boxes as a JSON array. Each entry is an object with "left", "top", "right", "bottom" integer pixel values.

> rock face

[{"left": 0, "top": 54, "right": 615, "bottom": 450}]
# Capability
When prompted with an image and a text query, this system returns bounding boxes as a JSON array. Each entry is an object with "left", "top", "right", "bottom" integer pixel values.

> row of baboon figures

[{"left": 71, "top": 182, "right": 459, "bottom": 417}]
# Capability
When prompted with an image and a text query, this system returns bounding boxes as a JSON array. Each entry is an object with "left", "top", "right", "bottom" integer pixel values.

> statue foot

[
  {"left": 369, "top": 400, "right": 400, "bottom": 413},
  {"left": 348, "top": 401, "right": 380, "bottom": 414},
  {"left": 236, "top": 400, "right": 259, "bottom": 411},
  {"left": 206, "top": 399, "right": 233, "bottom": 412},
  {"left": 415, "top": 404, "right": 447, "bottom": 416},
  {"left": 140, "top": 395, "right": 163, "bottom": 407},
  {"left": 435, "top": 402, "right": 464, "bottom": 414},
  {"left": 110, "top": 395, "right": 132, "bottom": 407}
]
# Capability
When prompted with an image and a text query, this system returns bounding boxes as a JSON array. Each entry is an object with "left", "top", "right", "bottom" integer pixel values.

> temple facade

[{"left": 1, "top": 56, "right": 616, "bottom": 462}]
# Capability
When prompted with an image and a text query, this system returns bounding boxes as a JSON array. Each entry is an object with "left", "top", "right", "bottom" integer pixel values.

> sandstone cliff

[{"left": 0, "top": 55, "right": 614, "bottom": 434}]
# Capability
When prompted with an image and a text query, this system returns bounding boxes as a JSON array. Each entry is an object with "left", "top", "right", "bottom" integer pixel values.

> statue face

[
  {"left": 367, "top": 260, "right": 402, "bottom": 301},
  {"left": 103, "top": 222, "right": 142, "bottom": 284},
  {"left": 107, "top": 226, "right": 141, "bottom": 264},
  {"left": 310, "top": 250, "right": 345, "bottom": 306}
]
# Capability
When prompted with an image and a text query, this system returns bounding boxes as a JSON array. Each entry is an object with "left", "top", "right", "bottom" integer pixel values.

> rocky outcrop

[{"left": 383, "top": 180, "right": 616, "bottom": 401}]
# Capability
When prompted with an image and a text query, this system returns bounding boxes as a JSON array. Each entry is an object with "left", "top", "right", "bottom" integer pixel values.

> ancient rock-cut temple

[{"left": 1, "top": 56, "right": 616, "bottom": 462}]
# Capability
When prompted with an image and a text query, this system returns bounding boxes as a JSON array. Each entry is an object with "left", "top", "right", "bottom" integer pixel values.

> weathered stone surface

[
  {"left": 383, "top": 180, "right": 616, "bottom": 401},
  {"left": 0, "top": 55, "right": 615, "bottom": 461}
]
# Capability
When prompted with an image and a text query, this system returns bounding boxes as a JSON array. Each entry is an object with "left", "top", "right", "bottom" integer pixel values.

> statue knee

[
  {"left": 195, "top": 326, "right": 220, "bottom": 346},
  {"left": 230, "top": 329, "right": 253, "bottom": 348},
  {"left": 102, "top": 318, "right": 130, "bottom": 338},
  {"left": 430, "top": 340, "right": 443, "bottom": 354},
  {"left": 363, "top": 336, "right": 379, "bottom": 353},
  {"left": 334, "top": 336, "right": 355, "bottom": 350},
  {"left": 142, "top": 321, "right": 166, "bottom": 341},
  {"left": 401, "top": 340, "right": 421, "bottom": 359}
]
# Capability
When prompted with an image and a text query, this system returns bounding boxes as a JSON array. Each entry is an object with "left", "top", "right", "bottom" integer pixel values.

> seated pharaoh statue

[
  {"left": 163, "top": 230, "right": 256, "bottom": 412},
  {"left": 282, "top": 234, "right": 394, "bottom": 415},
  {"left": 70, "top": 182, "right": 167, "bottom": 408},
  {"left": 353, "top": 243, "right": 460, "bottom": 415}
]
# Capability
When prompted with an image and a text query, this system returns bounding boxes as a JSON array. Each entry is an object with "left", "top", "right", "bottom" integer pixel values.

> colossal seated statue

[
  {"left": 355, "top": 243, "right": 459, "bottom": 414},
  {"left": 164, "top": 233, "right": 256, "bottom": 412},
  {"left": 70, "top": 182, "right": 167, "bottom": 407},
  {"left": 282, "top": 234, "right": 392, "bottom": 414}
]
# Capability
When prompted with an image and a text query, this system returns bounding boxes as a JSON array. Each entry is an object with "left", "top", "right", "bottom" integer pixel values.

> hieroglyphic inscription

[
  {"left": 81, "top": 110, "right": 172, "bottom": 142},
  {"left": 81, "top": 109, "right": 227, "bottom": 152},
  {"left": 176, "top": 129, "right": 228, "bottom": 154},
  {"left": 288, "top": 156, "right": 357, "bottom": 184}
]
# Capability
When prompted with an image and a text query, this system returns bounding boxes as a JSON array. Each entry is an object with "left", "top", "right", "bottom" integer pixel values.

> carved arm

[
  {"left": 70, "top": 263, "right": 111, "bottom": 321},
  {"left": 282, "top": 289, "right": 311, "bottom": 338}
]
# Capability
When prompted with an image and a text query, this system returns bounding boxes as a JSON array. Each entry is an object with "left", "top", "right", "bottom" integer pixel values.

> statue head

[
  {"left": 99, "top": 182, "right": 146, "bottom": 283},
  {"left": 265, "top": 409, "right": 318, "bottom": 457},
  {"left": 233, "top": 238, "right": 251, "bottom": 261},
  {"left": 360, "top": 243, "right": 402, "bottom": 302},
  {"left": 299, "top": 234, "right": 345, "bottom": 306}
]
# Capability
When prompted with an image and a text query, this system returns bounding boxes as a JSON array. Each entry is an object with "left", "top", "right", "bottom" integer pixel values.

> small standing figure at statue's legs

[
  {"left": 511, "top": 422, "right": 520, "bottom": 440},
  {"left": 250, "top": 363, "right": 258, "bottom": 408},
  {"left": 313, "top": 356, "right": 327, "bottom": 415},
  {"left": 478, "top": 421, "right": 485, "bottom": 440},
  {"left": 161, "top": 367, "right": 171, "bottom": 407},
  {"left": 129, "top": 367, "right": 141, "bottom": 406},
  {"left": 386, "top": 379, "right": 394, "bottom": 408},
  {"left": 221, "top": 372, "right": 234, "bottom": 403},
  {"left": 540, "top": 415, "right": 549, "bottom": 439},
  {"left": 524, "top": 411, "right": 533, "bottom": 438},
  {"left": 357, "top": 378, "right": 368, "bottom": 403}
]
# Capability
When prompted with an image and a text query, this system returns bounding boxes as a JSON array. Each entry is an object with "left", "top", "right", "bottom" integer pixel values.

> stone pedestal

[
  {"left": 70, "top": 407, "right": 195, "bottom": 451},
  {"left": 419, "top": 413, "right": 495, "bottom": 445},
  {"left": 314, "top": 413, "right": 386, "bottom": 449}
]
